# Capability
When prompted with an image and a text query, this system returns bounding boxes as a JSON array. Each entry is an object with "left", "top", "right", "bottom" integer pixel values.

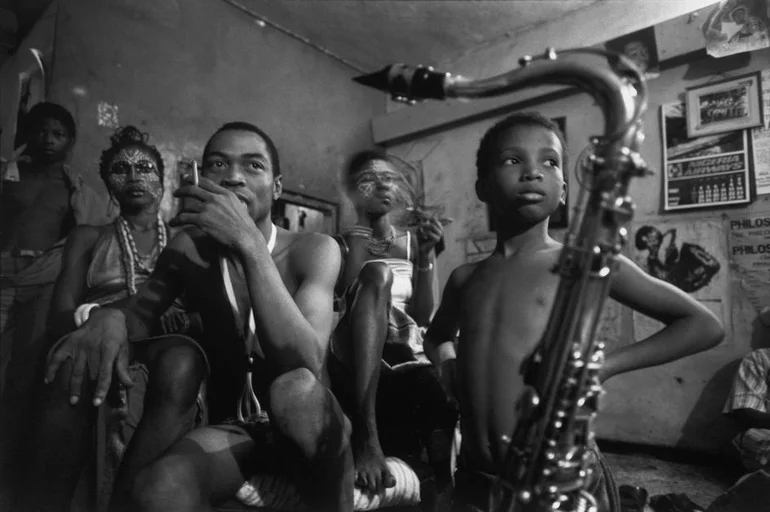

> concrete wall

[
  {"left": 42, "top": 0, "right": 380, "bottom": 223},
  {"left": 384, "top": 36, "right": 770, "bottom": 452}
]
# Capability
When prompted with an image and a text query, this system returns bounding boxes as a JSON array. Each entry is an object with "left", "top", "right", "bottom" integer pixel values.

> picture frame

[
  {"left": 661, "top": 101, "right": 753, "bottom": 212},
  {"left": 272, "top": 190, "right": 339, "bottom": 235},
  {"left": 685, "top": 71, "right": 764, "bottom": 138}
]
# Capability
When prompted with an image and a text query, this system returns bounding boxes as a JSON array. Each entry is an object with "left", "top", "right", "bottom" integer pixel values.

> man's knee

[
  {"left": 357, "top": 261, "right": 393, "bottom": 292},
  {"left": 131, "top": 455, "right": 199, "bottom": 509},
  {"left": 269, "top": 368, "right": 350, "bottom": 459},
  {"left": 149, "top": 345, "right": 205, "bottom": 408}
]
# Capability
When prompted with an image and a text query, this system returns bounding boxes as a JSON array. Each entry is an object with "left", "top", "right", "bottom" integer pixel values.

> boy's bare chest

[{"left": 461, "top": 256, "right": 562, "bottom": 329}]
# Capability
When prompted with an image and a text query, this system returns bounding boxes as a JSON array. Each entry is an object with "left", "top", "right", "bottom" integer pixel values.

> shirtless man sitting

[{"left": 31, "top": 122, "right": 352, "bottom": 512}]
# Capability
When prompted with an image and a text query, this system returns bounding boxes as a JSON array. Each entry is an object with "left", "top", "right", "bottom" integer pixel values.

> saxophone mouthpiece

[{"left": 353, "top": 64, "right": 450, "bottom": 103}]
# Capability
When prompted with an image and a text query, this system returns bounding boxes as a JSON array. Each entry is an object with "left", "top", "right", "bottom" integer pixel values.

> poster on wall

[
  {"left": 751, "top": 69, "right": 770, "bottom": 195},
  {"left": 727, "top": 213, "right": 770, "bottom": 313},
  {"left": 702, "top": 0, "right": 770, "bottom": 58},
  {"left": 661, "top": 101, "right": 752, "bottom": 211},
  {"left": 629, "top": 219, "right": 728, "bottom": 341}
]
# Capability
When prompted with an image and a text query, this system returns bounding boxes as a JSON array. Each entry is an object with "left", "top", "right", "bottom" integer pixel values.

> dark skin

[
  {"left": 14, "top": 146, "right": 187, "bottom": 512},
  {"left": 333, "top": 158, "right": 443, "bottom": 493},
  {"left": 45, "top": 129, "right": 351, "bottom": 512},
  {"left": 48, "top": 145, "right": 166, "bottom": 344},
  {"left": 0, "top": 117, "right": 74, "bottom": 252},
  {"left": 425, "top": 124, "right": 725, "bottom": 476}
]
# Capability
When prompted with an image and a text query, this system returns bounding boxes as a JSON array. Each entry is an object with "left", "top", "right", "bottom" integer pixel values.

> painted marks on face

[
  {"left": 353, "top": 159, "right": 413, "bottom": 205},
  {"left": 108, "top": 147, "right": 163, "bottom": 201}
]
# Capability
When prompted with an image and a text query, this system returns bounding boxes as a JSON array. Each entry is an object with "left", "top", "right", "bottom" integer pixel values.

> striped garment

[{"left": 723, "top": 348, "right": 770, "bottom": 470}]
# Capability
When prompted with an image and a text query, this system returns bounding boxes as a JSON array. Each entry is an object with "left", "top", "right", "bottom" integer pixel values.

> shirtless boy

[{"left": 424, "top": 112, "right": 725, "bottom": 512}]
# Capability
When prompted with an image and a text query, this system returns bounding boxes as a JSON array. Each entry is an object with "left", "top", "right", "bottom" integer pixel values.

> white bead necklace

[{"left": 115, "top": 212, "right": 168, "bottom": 296}]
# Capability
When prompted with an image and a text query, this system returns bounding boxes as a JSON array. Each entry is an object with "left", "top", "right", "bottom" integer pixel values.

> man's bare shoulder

[
  {"left": 164, "top": 226, "right": 214, "bottom": 268},
  {"left": 282, "top": 230, "right": 341, "bottom": 273},
  {"left": 447, "top": 261, "right": 480, "bottom": 290}
]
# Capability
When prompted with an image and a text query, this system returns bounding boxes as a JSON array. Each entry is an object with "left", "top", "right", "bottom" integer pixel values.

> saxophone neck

[{"left": 353, "top": 47, "right": 648, "bottom": 152}]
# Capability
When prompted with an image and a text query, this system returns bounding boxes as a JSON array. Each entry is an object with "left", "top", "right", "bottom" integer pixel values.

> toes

[
  {"left": 383, "top": 469, "right": 396, "bottom": 489},
  {"left": 355, "top": 470, "right": 367, "bottom": 489}
]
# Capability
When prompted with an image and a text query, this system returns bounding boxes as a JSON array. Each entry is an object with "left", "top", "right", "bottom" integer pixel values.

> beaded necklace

[
  {"left": 345, "top": 225, "right": 396, "bottom": 257},
  {"left": 114, "top": 212, "right": 168, "bottom": 296}
]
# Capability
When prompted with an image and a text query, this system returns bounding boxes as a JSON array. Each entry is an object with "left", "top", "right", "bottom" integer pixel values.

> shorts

[{"left": 452, "top": 445, "right": 620, "bottom": 512}]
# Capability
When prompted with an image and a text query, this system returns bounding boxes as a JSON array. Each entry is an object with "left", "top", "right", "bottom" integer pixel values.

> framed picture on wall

[
  {"left": 487, "top": 116, "right": 569, "bottom": 231},
  {"left": 272, "top": 190, "right": 339, "bottom": 235},
  {"left": 661, "top": 101, "right": 752, "bottom": 212},
  {"left": 685, "top": 72, "right": 764, "bottom": 138}
]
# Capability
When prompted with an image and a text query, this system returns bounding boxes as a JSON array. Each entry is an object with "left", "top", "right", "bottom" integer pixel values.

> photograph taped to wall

[
  {"left": 272, "top": 190, "right": 339, "bottom": 235},
  {"left": 604, "top": 25, "right": 660, "bottom": 80},
  {"left": 702, "top": 0, "right": 770, "bottom": 58},
  {"left": 661, "top": 101, "right": 752, "bottom": 211},
  {"left": 686, "top": 72, "right": 763, "bottom": 138}
]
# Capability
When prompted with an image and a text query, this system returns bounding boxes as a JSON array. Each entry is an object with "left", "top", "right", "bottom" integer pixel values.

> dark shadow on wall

[
  {"left": 676, "top": 359, "right": 743, "bottom": 468},
  {"left": 750, "top": 315, "right": 770, "bottom": 351}
]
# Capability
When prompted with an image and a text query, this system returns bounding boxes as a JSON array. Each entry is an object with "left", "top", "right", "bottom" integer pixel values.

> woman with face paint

[
  {"left": 46, "top": 126, "right": 188, "bottom": 333},
  {"left": 9, "top": 127, "right": 200, "bottom": 511},
  {"left": 329, "top": 149, "right": 458, "bottom": 496}
]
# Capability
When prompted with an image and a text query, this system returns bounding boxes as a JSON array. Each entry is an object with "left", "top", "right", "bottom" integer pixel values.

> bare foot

[{"left": 352, "top": 431, "right": 396, "bottom": 494}]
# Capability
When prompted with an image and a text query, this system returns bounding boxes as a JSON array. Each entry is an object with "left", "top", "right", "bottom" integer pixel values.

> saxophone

[{"left": 354, "top": 47, "right": 650, "bottom": 512}]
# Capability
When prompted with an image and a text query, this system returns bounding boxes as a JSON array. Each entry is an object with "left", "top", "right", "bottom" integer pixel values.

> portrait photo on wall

[
  {"left": 488, "top": 116, "right": 568, "bottom": 231},
  {"left": 272, "top": 190, "right": 339, "bottom": 235},
  {"left": 661, "top": 101, "right": 752, "bottom": 212},
  {"left": 604, "top": 25, "right": 660, "bottom": 80},
  {"left": 685, "top": 71, "right": 764, "bottom": 138}
]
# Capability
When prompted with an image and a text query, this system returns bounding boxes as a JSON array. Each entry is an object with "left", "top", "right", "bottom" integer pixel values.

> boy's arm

[
  {"left": 602, "top": 254, "right": 724, "bottom": 382},
  {"left": 425, "top": 266, "right": 470, "bottom": 365}
]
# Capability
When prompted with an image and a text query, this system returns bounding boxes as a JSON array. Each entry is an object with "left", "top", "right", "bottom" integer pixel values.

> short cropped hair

[
  {"left": 204, "top": 121, "right": 281, "bottom": 177},
  {"left": 476, "top": 112, "right": 568, "bottom": 179},
  {"left": 23, "top": 102, "right": 77, "bottom": 140}
]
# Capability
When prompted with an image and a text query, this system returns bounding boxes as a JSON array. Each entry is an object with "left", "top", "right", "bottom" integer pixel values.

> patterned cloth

[
  {"left": 337, "top": 258, "right": 429, "bottom": 372},
  {"left": 723, "top": 349, "right": 770, "bottom": 470}
]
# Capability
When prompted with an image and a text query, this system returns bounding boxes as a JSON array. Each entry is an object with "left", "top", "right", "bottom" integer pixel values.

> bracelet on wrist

[{"left": 417, "top": 262, "right": 434, "bottom": 272}]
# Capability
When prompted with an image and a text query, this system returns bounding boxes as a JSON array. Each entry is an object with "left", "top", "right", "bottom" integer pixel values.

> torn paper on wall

[
  {"left": 97, "top": 101, "right": 119, "bottom": 128},
  {"left": 702, "top": 0, "right": 770, "bottom": 58},
  {"left": 752, "top": 69, "right": 770, "bottom": 194}
]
